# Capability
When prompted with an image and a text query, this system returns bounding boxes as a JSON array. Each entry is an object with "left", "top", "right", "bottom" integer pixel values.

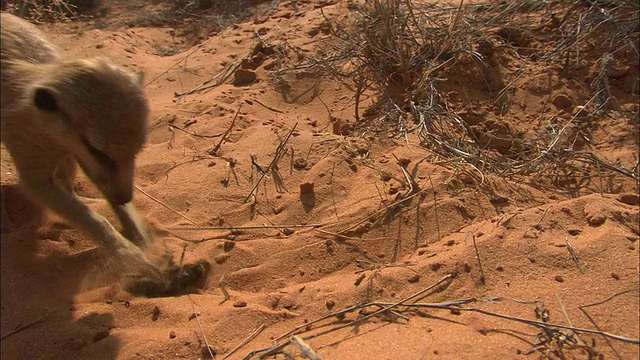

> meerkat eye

[
  {"left": 81, "top": 138, "right": 117, "bottom": 172},
  {"left": 33, "top": 88, "right": 58, "bottom": 112}
]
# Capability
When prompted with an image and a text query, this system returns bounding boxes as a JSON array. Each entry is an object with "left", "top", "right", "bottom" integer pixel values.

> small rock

[
  {"left": 223, "top": 240, "right": 235, "bottom": 252},
  {"left": 325, "top": 300, "right": 335, "bottom": 310},
  {"left": 233, "top": 301, "right": 247, "bottom": 308},
  {"left": 380, "top": 172, "right": 392, "bottom": 182},
  {"left": 201, "top": 345, "right": 216, "bottom": 359},
  {"left": 263, "top": 60, "right": 277, "bottom": 70},
  {"left": 407, "top": 274, "right": 420, "bottom": 283},
  {"left": 496, "top": 266, "right": 504, "bottom": 272},
  {"left": 215, "top": 253, "right": 230, "bottom": 264},
  {"left": 92, "top": 329, "right": 110, "bottom": 343},
  {"left": 554, "top": 275, "right": 564, "bottom": 283},
  {"left": 233, "top": 69, "right": 257, "bottom": 86},
  {"left": 617, "top": 193, "right": 639, "bottom": 206},
  {"left": 152, "top": 306, "right": 161, "bottom": 321},
  {"left": 552, "top": 93, "right": 572, "bottom": 110},
  {"left": 445, "top": 239, "right": 455, "bottom": 246},
  {"left": 300, "top": 182, "right": 314, "bottom": 194},
  {"left": 169, "top": 331, "right": 177, "bottom": 339},
  {"left": 69, "top": 338, "right": 86, "bottom": 350},
  {"left": 611, "top": 272, "right": 620, "bottom": 280},
  {"left": 489, "top": 196, "right": 509, "bottom": 204},
  {"left": 396, "top": 158, "right": 411, "bottom": 167},
  {"left": 281, "top": 228, "right": 294, "bottom": 236},
  {"left": 429, "top": 263, "right": 442, "bottom": 271},
  {"left": 330, "top": 117, "right": 351, "bottom": 135},
  {"left": 587, "top": 215, "right": 606, "bottom": 226},
  {"left": 293, "top": 157, "right": 308, "bottom": 169}
]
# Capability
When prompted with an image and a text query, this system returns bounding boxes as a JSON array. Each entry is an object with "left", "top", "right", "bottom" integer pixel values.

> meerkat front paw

[{"left": 113, "top": 239, "right": 163, "bottom": 279}]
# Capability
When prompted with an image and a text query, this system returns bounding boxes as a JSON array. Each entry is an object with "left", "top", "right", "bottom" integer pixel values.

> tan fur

[{"left": 1, "top": 12, "right": 160, "bottom": 279}]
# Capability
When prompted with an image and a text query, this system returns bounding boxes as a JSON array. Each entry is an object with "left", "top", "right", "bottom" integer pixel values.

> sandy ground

[{"left": 1, "top": 1, "right": 639, "bottom": 359}]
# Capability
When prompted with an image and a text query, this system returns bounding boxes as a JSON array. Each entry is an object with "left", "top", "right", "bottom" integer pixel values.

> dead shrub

[
  {"left": 267, "top": 0, "right": 639, "bottom": 188},
  {"left": 2, "top": 0, "right": 100, "bottom": 21}
]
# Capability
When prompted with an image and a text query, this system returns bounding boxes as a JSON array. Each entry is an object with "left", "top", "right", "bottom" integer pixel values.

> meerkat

[{"left": 1, "top": 12, "right": 161, "bottom": 279}]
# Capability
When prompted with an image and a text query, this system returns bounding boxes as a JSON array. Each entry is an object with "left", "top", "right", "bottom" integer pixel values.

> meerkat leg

[
  {"left": 16, "top": 153, "right": 160, "bottom": 277},
  {"left": 42, "top": 155, "right": 79, "bottom": 228},
  {"left": 53, "top": 155, "right": 77, "bottom": 193},
  {"left": 74, "top": 196, "right": 153, "bottom": 245},
  {"left": 52, "top": 156, "right": 153, "bottom": 246},
  {"left": 110, "top": 202, "right": 153, "bottom": 247},
  {"left": 35, "top": 183, "right": 159, "bottom": 274}
]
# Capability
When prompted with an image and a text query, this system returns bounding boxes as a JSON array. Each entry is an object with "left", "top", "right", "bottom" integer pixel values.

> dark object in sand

[{"left": 127, "top": 260, "right": 211, "bottom": 298}]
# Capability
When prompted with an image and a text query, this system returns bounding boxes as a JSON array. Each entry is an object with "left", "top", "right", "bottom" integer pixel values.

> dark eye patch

[{"left": 81, "top": 137, "right": 117, "bottom": 172}]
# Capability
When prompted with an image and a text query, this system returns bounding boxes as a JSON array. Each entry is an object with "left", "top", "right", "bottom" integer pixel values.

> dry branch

[
  {"left": 244, "top": 274, "right": 454, "bottom": 359},
  {"left": 244, "top": 123, "right": 298, "bottom": 203},
  {"left": 0, "top": 309, "right": 59, "bottom": 341}
]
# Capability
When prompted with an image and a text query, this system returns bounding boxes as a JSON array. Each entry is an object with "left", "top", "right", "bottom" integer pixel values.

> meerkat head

[{"left": 28, "top": 58, "right": 149, "bottom": 205}]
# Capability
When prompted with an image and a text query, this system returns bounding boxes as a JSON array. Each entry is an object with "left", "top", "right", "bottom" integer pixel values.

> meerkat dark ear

[
  {"left": 33, "top": 87, "right": 74, "bottom": 134},
  {"left": 33, "top": 87, "right": 58, "bottom": 112}
]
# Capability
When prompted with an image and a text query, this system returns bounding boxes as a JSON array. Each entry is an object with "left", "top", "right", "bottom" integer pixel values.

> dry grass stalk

[
  {"left": 243, "top": 274, "right": 454, "bottom": 359},
  {"left": 245, "top": 123, "right": 298, "bottom": 203},
  {"left": 0, "top": 309, "right": 60, "bottom": 341},
  {"left": 222, "top": 324, "right": 266, "bottom": 360},
  {"left": 244, "top": 279, "right": 638, "bottom": 359}
]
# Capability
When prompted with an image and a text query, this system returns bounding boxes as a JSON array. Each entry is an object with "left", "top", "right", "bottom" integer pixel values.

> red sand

[{"left": 1, "top": 1, "right": 638, "bottom": 359}]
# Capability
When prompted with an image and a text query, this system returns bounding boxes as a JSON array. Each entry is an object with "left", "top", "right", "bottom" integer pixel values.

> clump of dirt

[{"left": 126, "top": 260, "right": 211, "bottom": 298}]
